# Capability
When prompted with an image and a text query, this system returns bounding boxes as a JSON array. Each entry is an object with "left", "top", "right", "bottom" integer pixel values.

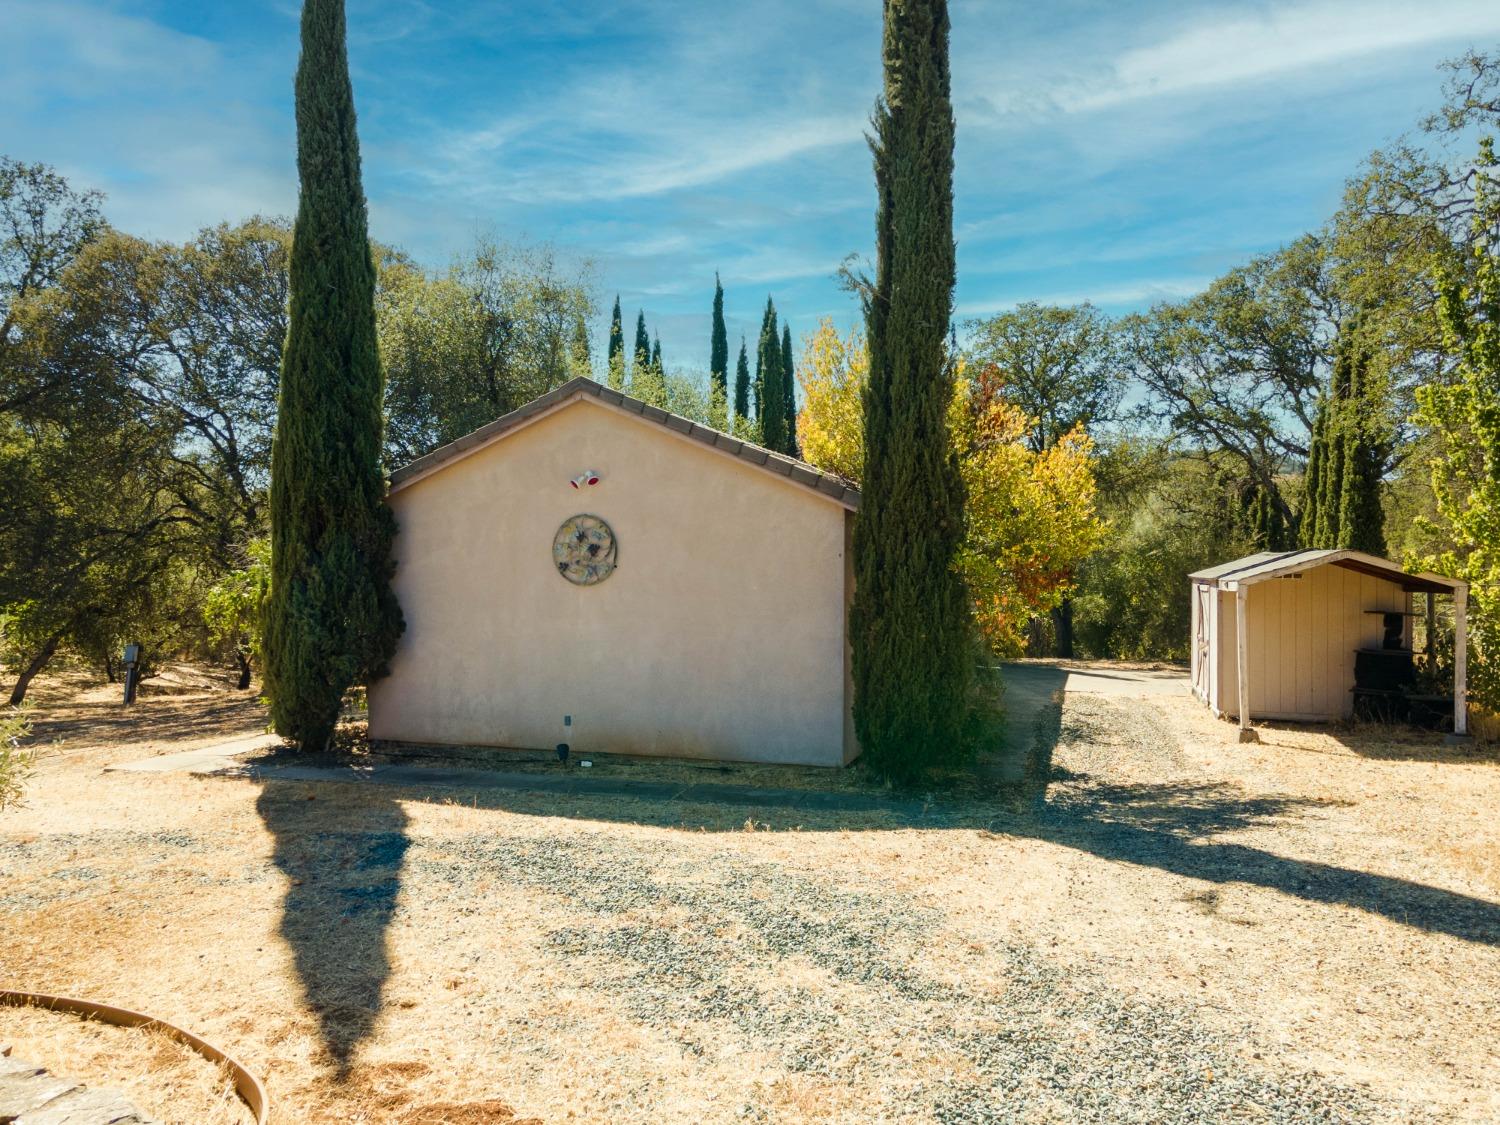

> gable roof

[
  {"left": 1190, "top": 549, "right": 1464, "bottom": 595},
  {"left": 387, "top": 376, "right": 860, "bottom": 510}
]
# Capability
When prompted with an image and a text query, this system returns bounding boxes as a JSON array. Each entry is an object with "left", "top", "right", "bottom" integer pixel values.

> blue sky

[{"left": 2, "top": 0, "right": 1498, "bottom": 373}]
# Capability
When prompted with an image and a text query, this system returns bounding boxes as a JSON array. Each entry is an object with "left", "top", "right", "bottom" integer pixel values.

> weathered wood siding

[{"left": 1212, "top": 565, "right": 1408, "bottom": 721}]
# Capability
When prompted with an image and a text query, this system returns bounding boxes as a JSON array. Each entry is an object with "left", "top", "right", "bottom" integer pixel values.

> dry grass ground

[{"left": 1, "top": 664, "right": 1497, "bottom": 1123}]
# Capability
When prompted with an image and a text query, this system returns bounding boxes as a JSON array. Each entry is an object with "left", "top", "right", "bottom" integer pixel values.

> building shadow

[
  {"left": 255, "top": 781, "right": 410, "bottom": 1076},
  {"left": 246, "top": 752, "right": 1500, "bottom": 950}
]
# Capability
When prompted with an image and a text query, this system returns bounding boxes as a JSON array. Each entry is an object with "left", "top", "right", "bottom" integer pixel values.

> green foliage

[
  {"left": 965, "top": 302, "right": 1122, "bottom": 452},
  {"left": 732, "top": 337, "right": 750, "bottom": 422},
  {"left": 204, "top": 538, "right": 270, "bottom": 687},
  {"left": 607, "top": 295, "right": 624, "bottom": 369},
  {"left": 631, "top": 353, "right": 668, "bottom": 408},
  {"left": 755, "top": 297, "right": 787, "bottom": 452},
  {"left": 710, "top": 273, "right": 728, "bottom": 397},
  {"left": 1300, "top": 317, "right": 1387, "bottom": 554},
  {"left": 1414, "top": 135, "right": 1500, "bottom": 710},
  {"left": 569, "top": 312, "right": 592, "bottom": 379},
  {"left": 1074, "top": 449, "right": 1255, "bottom": 660},
  {"left": 781, "top": 323, "right": 797, "bottom": 456},
  {"left": 707, "top": 379, "right": 729, "bottom": 432},
  {"left": 851, "top": 0, "right": 973, "bottom": 784},
  {"left": 262, "top": 0, "right": 403, "bottom": 753},
  {"left": 664, "top": 372, "right": 711, "bottom": 421},
  {"left": 1, "top": 155, "right": 104, "bottom": 350},
  {"left": 0, "top": 701, "right": 32, "bottom": 812},
  {"left": 633, "top": 309, "right": 650, "bottom": 378},
  {"left": 380, "top": 236, "right": 594, "bottom": 465}
]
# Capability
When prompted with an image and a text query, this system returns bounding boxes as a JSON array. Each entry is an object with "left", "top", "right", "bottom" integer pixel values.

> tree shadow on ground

[
  {"left": 255, "top": 781, "right": 410, "bottom": 1076},
  {"left": 244, "top": 749, "right": 1500, "bottom": 950},
  {"left": 30, "top": 695, "right": 268, "bottom": 748},
  {"left": 996, "top": 779, "right": 1500, "bottom": 946}
]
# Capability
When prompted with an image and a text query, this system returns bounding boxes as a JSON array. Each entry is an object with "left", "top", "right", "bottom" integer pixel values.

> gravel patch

[{"left": 399, "top": 830, "right": 1404, "bottom": 1123}]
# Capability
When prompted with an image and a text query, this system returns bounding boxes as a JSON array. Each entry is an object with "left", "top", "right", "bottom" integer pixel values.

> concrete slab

[
  {"left": 1060, "top": 666, "right": 1188, "bottom": 697},
  {"left": 106, "top": 732, "right": 281, "bottom": 775}
]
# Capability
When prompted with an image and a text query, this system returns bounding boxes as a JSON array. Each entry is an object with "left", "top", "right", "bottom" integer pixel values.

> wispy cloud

[
  {"left": 428, "top": 110, "right": 866, "bottom": 203},
  {"left": 1060, "top": 0, "right": 1500, "bottom": 112},
  {"left": 956, "top": 277, "right": 1215, "bottom": 319}
]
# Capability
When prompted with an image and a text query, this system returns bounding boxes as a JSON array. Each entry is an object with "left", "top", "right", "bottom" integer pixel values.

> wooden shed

[{"left": 1189, "top": 549, "right": 1469, "bottom": 741}]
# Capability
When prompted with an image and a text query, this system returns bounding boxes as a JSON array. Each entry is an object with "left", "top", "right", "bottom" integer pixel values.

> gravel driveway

[{"left": 5, "top": 669, "right": 1495, "bottom": 1123}]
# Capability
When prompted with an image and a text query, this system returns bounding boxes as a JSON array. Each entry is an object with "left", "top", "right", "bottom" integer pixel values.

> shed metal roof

[
  {"left": 1190, "top": 549, "right": 1464, "bottom": 594},
  {"left": 386, "top": 376, "right": 861, "bottom": 510}
]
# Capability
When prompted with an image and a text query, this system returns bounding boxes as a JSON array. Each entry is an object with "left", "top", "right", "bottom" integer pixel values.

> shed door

[{"left": 1192, "top": 583, "right": 1213, "bottom": 701}]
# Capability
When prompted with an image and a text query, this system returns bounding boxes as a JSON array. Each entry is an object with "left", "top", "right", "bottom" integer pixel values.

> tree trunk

[
  {"left": 8, "top": 633, "right": 62, "bottom": 706},
  {"left": 1052, "top": 598, "right": 1075, "bottom": 659},
  {"left": 104, "top": 653, "right": 119, "bottom": 683},
  {"left": 234, "top": 648, "right": 253, "bottom": 691}
]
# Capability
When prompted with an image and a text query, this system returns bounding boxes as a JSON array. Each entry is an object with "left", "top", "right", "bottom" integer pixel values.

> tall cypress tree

[
  {"left": 1301, "top": 405, "right": 1327, "bottom": 547},
  {"left": 733, "top": 337, "right": 751, "bottom": 422},
  {"left": 710, "top": 273, "right": 729, "bottom": 399},
  {"left": 1316, "top": 347, "right": 1351, "bottom": 547},
  {"left": 1337, "top": 327, "right": 1386, "bottom": 554},
  {"left": 781, "top": 322, "right": 798, "bottom": 456},
  {"left": 633, "top": 310, "right": 651, "bottom": 377},
  {"left": 753, "top": 298, "right": 775, "bottom": 421},
  {"left": 756, "top": 297, "right": 786, "bottom": 451},
  {"left": 607, "top": 296, "right": 624, "bottom": 367},
  {"left": 263, "top": 0, "right": 402, "bottom": 753},
  {"left": 1300, "top": 317, "right": 1384, "bottom": 552},
  {"left": 851, "top": 0, "right": 971, "bottom": 782}
]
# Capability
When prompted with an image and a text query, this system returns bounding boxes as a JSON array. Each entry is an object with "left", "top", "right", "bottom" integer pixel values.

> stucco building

[{"left": 367, "top": 377, "right": 860, "bottom": 767}]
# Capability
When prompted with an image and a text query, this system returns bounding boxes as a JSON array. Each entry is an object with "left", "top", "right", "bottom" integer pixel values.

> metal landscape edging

[{"left": 0, "top": 988, "right": 269, "bottom": 1124}]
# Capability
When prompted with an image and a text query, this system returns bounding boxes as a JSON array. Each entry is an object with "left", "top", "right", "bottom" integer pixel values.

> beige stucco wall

[
  {"left": 368, "top": 395, "right": 856, "bottom": 767},
  {"left": 1211, "top": 565, "right": 1409, "bottom": 721}
]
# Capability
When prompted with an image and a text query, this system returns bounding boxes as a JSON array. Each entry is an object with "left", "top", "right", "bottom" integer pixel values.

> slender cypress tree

[
  {"left": 263, "top": 0, "right": 402, "bottom": 754},
  {"left": 757, "top": 297, "right": 786, "bottom": 451},
  {"left": 781, "top": 322, "right": 798, "bottom": 456},
  {"left": 733, "top": 337, "right": 751, "bottom": 422},
  {"left": 1316, "top": 349, "right": 1351, "bottom": 547},
  {"left": 851, "top": 0, "right": 971, "bottom": 782},
  {"left": 1301, "top": 405, "right": 1326, "bottom": 547},
  {"left": 753, "top": 298, "right": 775, "bottom": 421},
  {"left": 710, "top": 273, "right": 729, "bottom": 398},
  {"left": 1300, "top": 317, "right": 1384, "bottom": 552},
  {"left": 1337, "top": 328, "right": 1386, "bottom": 554},
  {"left": 633, "top": 310, "right": 651, "bottom": 377},
  {"left": 651, "top": 334, "right": 663, "bottom": 376},
  {"left": 607, "top": 296, "right": 624, "bottom": 367}
]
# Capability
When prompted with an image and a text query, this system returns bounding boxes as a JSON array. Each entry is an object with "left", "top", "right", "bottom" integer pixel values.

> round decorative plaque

[{"left": 552, "top": 514, "right": 618, "bottom": 586}]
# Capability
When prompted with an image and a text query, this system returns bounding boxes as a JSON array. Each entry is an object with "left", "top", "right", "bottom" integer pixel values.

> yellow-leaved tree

[{"left": 796, "top": 318, "right": 1105, "bottom": 655}]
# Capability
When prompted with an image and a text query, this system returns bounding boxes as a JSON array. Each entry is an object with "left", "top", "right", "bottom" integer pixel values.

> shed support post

[
  {"left": 1235, "top": 584, "right": 1257, "bottom": 743},
  {"left": 1452, "top": 585, "right": 1470, "bottom": 740},
  {"left": 1426, "top": 592, "right": 1436, "bottom": 660}
]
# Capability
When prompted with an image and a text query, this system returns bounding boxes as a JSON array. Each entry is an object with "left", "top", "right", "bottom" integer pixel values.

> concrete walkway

[{"left": 105, "top": 732, "right": 280, "bottom": 775}]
